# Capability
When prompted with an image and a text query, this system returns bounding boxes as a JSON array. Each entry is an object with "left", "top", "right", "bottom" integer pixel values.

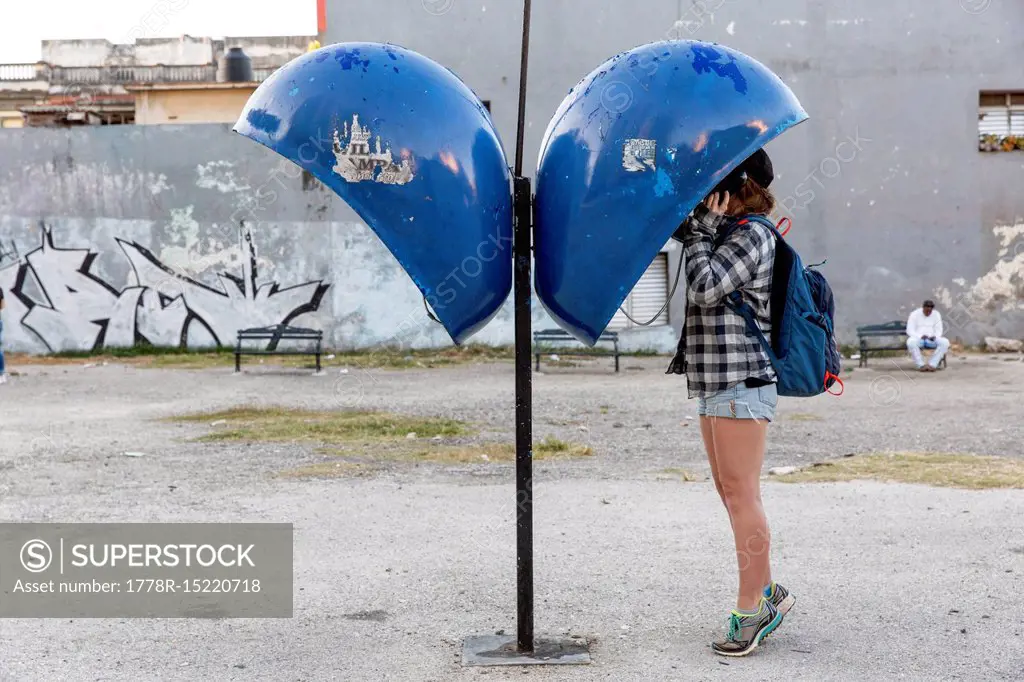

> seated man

[{"left": 906, "top": 299, "right": 949, "bottom": 372}]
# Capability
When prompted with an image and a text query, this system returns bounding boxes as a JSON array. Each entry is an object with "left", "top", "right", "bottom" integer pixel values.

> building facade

[
  {"left": 0, "top": 35, "right": 312, "bottom": 127},
  {"left": 320, "top": 0, "right": 1024, "bottom": 344},
  {"left": 128, "top": 82, "right": 258, "bottom": 125},
  {"left": 0, "top": 65, "right": 47, "bottom": 127},
  {"left": 0, "top": 3, "right": 1021, "bottom": 355}
]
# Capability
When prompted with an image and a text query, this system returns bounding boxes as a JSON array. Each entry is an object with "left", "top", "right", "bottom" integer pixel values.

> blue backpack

[{"left": 722, "top": 215, "right": 842, "bottom": 397}]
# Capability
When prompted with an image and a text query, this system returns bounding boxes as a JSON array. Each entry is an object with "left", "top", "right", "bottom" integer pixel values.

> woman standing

[{"left": 667, "top": 149, "right": 794, "bottom": 656}]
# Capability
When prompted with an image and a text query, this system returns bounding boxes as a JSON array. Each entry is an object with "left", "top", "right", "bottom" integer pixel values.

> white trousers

[{"left": 907, "top": 336, "right": 949, "bottom": 368}]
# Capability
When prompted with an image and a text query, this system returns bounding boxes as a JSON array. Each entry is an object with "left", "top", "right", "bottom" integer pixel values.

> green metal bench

[
  {"left": 857, "top": 320, "right": 946, "bottom": 369},
  {"left": 532, "top": 328, "right": 620, "bottom": 372}
]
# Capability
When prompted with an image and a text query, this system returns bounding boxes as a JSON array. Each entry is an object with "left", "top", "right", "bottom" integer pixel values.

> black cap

[
  {"left": 713, "top": 148, "right": 774, "bottom": 194},
  {"left": 741, "top": 148, "right": 774, "bottom": 188}
]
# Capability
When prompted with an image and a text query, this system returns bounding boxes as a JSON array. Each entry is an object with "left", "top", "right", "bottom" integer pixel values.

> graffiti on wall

[
  {"left": 0, "top": 223, "right": 329, "bottom": 352},
  {"left": 0, "top": 240, "right": 18, "bottom": 269}
]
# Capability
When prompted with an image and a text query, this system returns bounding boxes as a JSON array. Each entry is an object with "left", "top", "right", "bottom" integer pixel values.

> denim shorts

[{"left": 697, "top": 382, "right": 778, "bottom": 422}]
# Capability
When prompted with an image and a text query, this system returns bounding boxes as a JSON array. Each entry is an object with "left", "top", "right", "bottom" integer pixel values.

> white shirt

[{"left": 906, "top": 308, "right": 943, "bottom": 338}]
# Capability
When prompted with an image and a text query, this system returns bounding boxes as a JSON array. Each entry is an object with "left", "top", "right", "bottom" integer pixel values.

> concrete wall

[
  {"left": 133, "top": 87, "right": 257, "bottom": 125},
  {"left": 0, "top": 125, "right": 540, "bottom": 353},
  {"left": 324, "top": 0, "right": 1024, "bottom": 343},
  {"left": 0, "top": 124, "right": 672, "bottom": 354}
]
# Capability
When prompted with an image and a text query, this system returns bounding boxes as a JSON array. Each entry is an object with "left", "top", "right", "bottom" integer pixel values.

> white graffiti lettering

[{"left": 1, "top": 224, "right": 328, "bottom": 352}]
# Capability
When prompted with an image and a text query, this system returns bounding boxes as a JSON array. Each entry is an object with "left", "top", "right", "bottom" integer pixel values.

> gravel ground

[{"left": 1, "top": 353, "right": 1023, "bottom": 680}]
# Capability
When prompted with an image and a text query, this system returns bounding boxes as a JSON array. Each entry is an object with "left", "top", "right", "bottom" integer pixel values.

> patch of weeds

[
  {"left": 170, "top": 407, "right": 468, "bottom": 444},
  {"left": 776, "top": 451, "right": 1024, "bottom": 490},
  {"left": 317, "top": 442, "right": 511, "bottom": 465},
  {"left": 599, "top": 405, "right": 610, "bottom": 414},
  {"left": 838, "top": 343, "right": 860, "bottom": 358},
  {"left": 18, "top": 342, "right": 667, "bottom": 371},
  {"left": 535, "top": 436, "right": 591, "bottom": 458},
  {"left": 858, "top": 349, "right": 907, "bottom": 359},
  {"left": 320, "top": 437, "right": 593, "bottom": 464},
  {"left": 327, "top": 344, "right": 514, "bottom": 369},
  {"left": 18, "top": 343, "right": 514, "bottom": 371},
  {"left": 276, "top": 461, "right": 376, "bottom": 479},
  {"left": 659, "top": 467, "right": 701, "bottom": 482},
  {"left": 786, "top": 413, "right": 823, "bottom": 422},
  {"left": 50, "top": 343, "right": 230, "bottom": 359},
  {"left": 405, "top": 443, "right": 519, "bottom": 464},
  {"left": 172, "top": 408, "right": 591, "bottom": 474},
  {"left": 146, "top": 353, "right": 234, "bottom": 369},
  {"left": 535, "top": 346, "right": 663, "bottom": 360},
  {"left": 9, "top": 346, "right": 234, "bottom": 368}
]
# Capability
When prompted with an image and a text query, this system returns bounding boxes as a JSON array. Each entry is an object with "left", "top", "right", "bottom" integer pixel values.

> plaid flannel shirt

[{"left": 666, "top": 204, "right": 776, "bottom": 399}]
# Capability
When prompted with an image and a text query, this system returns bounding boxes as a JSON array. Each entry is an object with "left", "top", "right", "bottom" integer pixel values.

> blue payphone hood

[
  {"left": 534, "top": 40, "right": 808, "bottom": 344},
  {"left": 233, "top": 42, "right": 513, "bottom": 344}
]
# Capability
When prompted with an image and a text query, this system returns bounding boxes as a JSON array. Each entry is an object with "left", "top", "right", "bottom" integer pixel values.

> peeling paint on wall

[
  {"left": 962, "top": 221, "right": 1024, "bottom": 312},
  {"left": 148, "top": 174, "right": 171, "bottom": 195},
  {"left": 196, "top": 161, "right": 252, "bottom": 193},
  {"left": 995, "top": 222, "right": 1024, "bottom": 259},
  {"left": 156, "top": 206, "right": 256, "bottom": 275},
  {"left": 0, "top": 164, "right": 181, "bottom": 212},
  {"left": 934, "top": 286, "right": 953, "bottom": 308}
]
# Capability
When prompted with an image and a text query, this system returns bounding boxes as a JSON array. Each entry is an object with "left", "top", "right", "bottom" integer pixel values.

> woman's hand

[
  {"left": 682, "top": 191, "right": 730, "bottom": 238},
  {"left": 703, "top": 191, "right": 730, "bottom": 215}
]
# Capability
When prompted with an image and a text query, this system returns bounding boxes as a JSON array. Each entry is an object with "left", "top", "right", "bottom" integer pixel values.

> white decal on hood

[
  {"left": 332, "top": 114, "right": 415, "bottom": 185},
  {"left": 623, "top": 138, "right": 657, "bottom": 172}
]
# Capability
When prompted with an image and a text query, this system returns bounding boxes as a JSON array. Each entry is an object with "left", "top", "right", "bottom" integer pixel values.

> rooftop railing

[
  {"left": 0, "top": 63, "right": 43, "bottom": 81},
  {"left": 1, "top": 63, "right": 277, "bottom": 85}
]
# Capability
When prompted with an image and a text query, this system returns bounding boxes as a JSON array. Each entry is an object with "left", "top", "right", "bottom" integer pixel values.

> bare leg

[
  {"left": 705, "top": 414, "right": 771, "bottom": 611},
  {"left": 700, "top": 417, "right": 728, "bottom": 512}
]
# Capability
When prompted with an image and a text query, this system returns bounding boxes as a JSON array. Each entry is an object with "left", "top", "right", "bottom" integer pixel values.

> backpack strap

[
  {"left": 737, "top": 214, "right": 784, "bottom": 241},
  {"left": 724, "top": 292, "right": 780, "bottom": 366},
  {"left": 715, "top": 214, "right": 783, "bottom": 247},
  {"left": 719, "top": 213, "right": 781, "bottom": 366}
]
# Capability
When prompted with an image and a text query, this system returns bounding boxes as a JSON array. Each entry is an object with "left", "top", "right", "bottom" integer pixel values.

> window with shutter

[
  {"left": 607, "top": 253, "right": 670, "bottom": 330},
  {"left": 1012, "top": 111, "right": 1024, "bottom": 136},
  {"left": 978, "top": 91, "right": 1024, "bottom": 151}
]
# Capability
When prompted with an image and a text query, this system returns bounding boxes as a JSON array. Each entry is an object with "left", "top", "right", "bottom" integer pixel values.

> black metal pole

[
  {"left": 513, "top": 176, "right": 533, "bottom": 653},
  {"left": 513, "top": 0, "right": 534, "bottom": 654},
  {"left": 514, "top": 0, "right": 532, "bottom": 177},
  {"left": 465, "top": 0, "right": 587, "bottom": 665}
]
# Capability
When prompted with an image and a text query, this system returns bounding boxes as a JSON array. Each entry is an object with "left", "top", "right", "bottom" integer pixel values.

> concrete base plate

[{"left": 462, "top": 635, "right": 591, "bottom": 666}]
